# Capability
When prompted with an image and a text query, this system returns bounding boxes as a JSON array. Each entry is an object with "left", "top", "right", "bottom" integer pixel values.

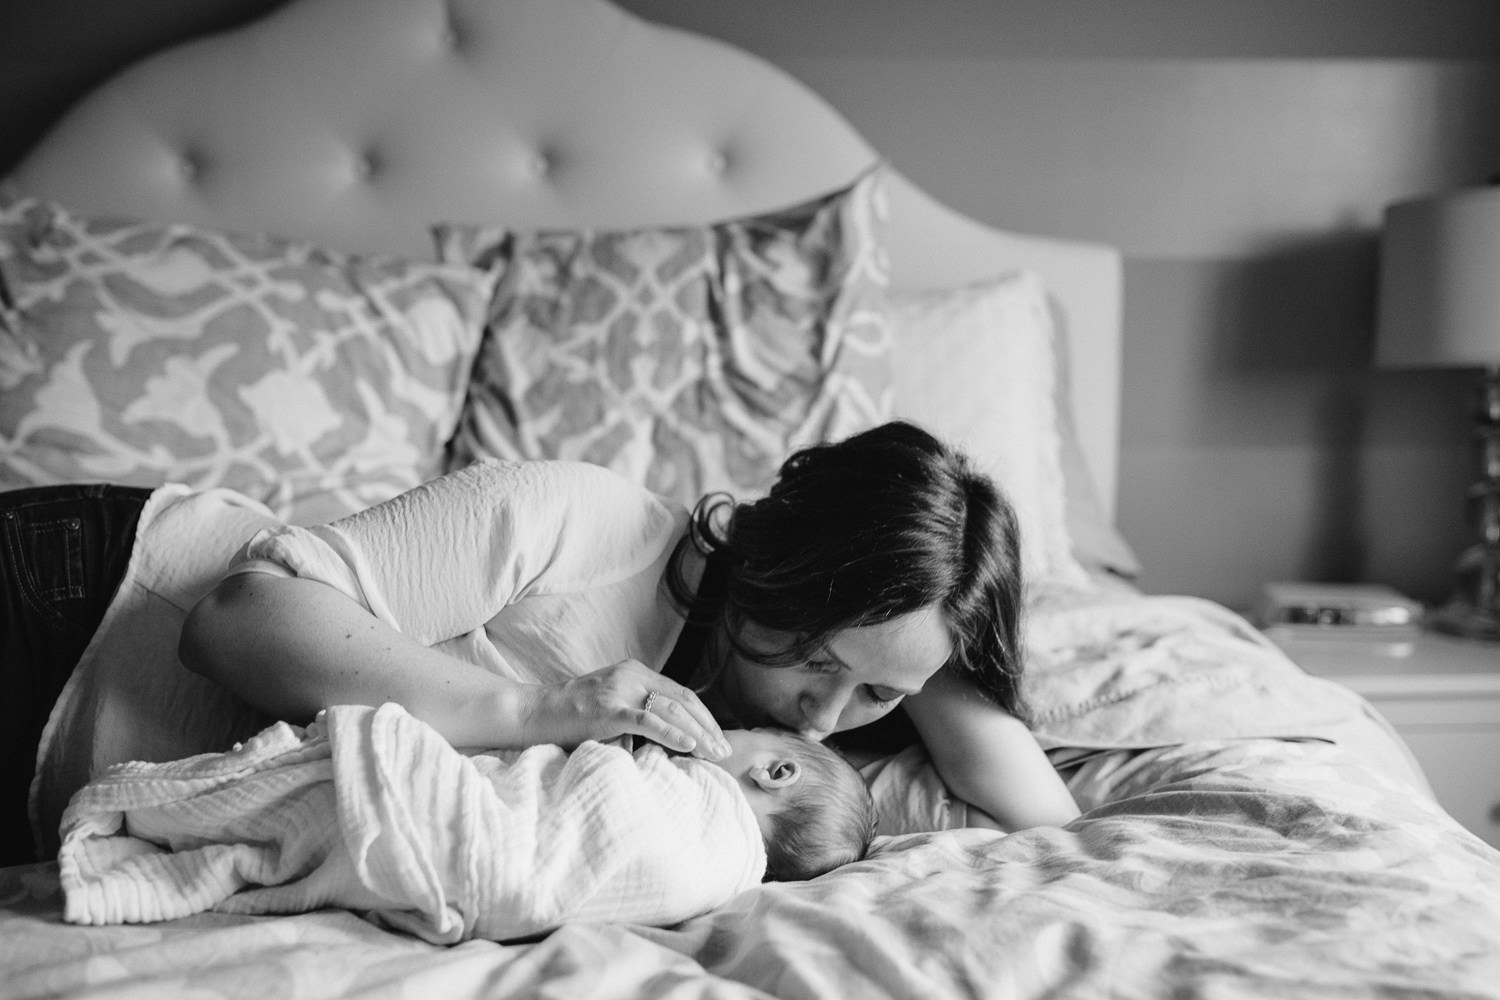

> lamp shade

[{"left": 1376, "top": 185, "right": 1500, "bottom": 370}]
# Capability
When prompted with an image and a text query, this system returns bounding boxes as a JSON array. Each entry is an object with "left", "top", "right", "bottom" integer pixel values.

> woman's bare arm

[
  {"left": 179, "top": 572, "right": 728, "bottom": 757},
  {"left": 902, "top": 666, "right": 1080, "bottom": 832},
  {"left": 181, "top": 572, "right": 522, "bottom": 745}
]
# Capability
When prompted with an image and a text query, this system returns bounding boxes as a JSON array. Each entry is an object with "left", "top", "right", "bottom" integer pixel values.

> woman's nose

[{"left": 797, "top": 690, "right": 843, "bottom": 741}]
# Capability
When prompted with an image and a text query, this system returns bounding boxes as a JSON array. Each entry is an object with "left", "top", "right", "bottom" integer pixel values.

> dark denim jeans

[{"left": 1, "top": 484, "right": 151, "bottom": 866}]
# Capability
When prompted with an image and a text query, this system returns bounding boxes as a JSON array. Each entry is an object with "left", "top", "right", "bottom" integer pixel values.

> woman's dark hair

[{"left": 669, "top": 420, "right": 1028, "bottom": 721}]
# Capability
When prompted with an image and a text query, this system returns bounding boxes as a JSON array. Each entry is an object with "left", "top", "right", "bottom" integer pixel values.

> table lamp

[{"left": 1376, "top": 183, "right": 1500, "bottom": 641}]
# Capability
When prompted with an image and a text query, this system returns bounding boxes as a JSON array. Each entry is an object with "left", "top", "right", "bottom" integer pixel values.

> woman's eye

[{"left": 804, "top": 659, "right": 839, "bottom": 674}]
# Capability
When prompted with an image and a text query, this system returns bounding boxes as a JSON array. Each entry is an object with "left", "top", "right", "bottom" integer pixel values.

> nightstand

[{"left": 1267, "top": 628, "right": 1500, "bottom": 850}]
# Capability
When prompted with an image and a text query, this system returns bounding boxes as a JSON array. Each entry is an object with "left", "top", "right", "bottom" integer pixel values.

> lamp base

[
  {"left": 1428, "top": 601, "right": 1500, "bottom": 641},
  {"left": 1427, "top": 543, "right": 1500, "bottom": 642}
]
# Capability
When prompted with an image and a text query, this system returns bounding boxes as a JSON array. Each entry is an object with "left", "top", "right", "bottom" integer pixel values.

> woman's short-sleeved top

[{"left": 236, "top": 459, "right": 695, "bottom": 686}]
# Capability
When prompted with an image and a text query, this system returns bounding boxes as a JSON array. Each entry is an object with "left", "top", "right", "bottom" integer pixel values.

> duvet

[{"left": 3, "top": 587, "right": 1499, "bottom": 1000}]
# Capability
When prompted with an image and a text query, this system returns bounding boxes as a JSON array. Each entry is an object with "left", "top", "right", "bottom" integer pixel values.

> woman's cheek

[
  {"left": 837, "top": 698, "right": 902, "bottom": 734},
  {"left": 757, "top": 670, "right": 808, "bottom": 730},
  {"left": 753, "top": 672, "right": 796, "bottom": 724},
  {"left": 720, "top": 656, "right": 787, "bottom": 727}
]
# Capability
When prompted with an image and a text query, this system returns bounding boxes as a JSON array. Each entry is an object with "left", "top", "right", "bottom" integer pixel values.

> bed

[{"left": 3, "top": 1, "right": 1500, "bottom": 998}]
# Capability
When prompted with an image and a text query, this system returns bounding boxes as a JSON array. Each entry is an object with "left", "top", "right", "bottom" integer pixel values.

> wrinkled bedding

[{"left": 5, "top": 588, "right": 1500, "bottom": 1000}]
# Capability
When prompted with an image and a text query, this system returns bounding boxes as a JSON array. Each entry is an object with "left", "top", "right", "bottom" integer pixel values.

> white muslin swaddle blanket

[{"left": 58, "top": 703, "right": 766, "bottom": 943}]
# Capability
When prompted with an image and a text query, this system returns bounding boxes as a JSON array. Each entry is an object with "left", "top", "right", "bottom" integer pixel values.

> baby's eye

[{"left": 865, "top": 686, "right": 903, "bottom": 708}]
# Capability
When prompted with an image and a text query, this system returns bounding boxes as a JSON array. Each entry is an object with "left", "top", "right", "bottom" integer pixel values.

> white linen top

[
  {"left": 33, "top": 460, "right": 694, "bottom": 857},
  {"left": 235, "top": 459, "right": 693, "bottom": 687}
]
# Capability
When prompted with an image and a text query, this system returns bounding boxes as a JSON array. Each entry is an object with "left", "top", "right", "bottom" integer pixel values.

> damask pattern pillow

[
  {"left": 0, "top": 195, "right": 496, "bottom": 524},
  {"left": 434, "top": 168, "right": 893, "bottom": 505}
]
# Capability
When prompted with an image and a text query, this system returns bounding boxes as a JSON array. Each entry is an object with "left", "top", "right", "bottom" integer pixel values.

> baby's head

[{"left": 716, "top": 727, "right": 874, "bottom": 881}]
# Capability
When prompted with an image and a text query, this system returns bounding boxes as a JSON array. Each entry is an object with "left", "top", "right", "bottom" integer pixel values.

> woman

[{"left": 4, "top": 421, "right": 1078, "bottom": 866}]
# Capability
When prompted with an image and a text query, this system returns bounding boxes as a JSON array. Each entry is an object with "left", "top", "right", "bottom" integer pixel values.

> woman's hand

[{"left": 515, "top": 660, "right": 732, "bottom": 761}]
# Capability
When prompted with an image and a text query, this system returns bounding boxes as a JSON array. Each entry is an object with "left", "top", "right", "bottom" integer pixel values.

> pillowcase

[
  {"left": 433, "top": 168, "right": 893, "bottom": 505},
  {"left": 1052, "top": 323, "right": 1143, "bottom": 580},
  {"left": 0, "top": 195, "right": 496, "bottom": 524},
  {"left": 888, "top": 271, "right": 1091, "bottom": 590}
]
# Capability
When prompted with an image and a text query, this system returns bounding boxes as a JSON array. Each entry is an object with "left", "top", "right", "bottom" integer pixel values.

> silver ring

[{"left": 643, "top": 691, "right": 659, "bottom": 715}]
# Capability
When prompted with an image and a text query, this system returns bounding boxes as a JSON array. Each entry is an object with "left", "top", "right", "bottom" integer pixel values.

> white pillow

[{"left": 889, "top": 271, "right": 1090, "bottom": 590}]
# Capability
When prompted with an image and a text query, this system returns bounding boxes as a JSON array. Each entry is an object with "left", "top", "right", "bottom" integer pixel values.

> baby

[
  {"left": 714, "top": 725, "right": 875, "bottom": 881},
  {"left": 59, "top": 704, "right": 873, "bottom": 943}
]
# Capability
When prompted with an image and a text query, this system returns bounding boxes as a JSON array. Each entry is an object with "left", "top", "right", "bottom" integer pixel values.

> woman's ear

[{"left": 749, "top": 759, "right": 802, "bottom": 792}]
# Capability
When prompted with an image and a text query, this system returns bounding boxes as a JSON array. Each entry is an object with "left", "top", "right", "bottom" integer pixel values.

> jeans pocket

[
  {"left": 26, "top": 517, "right": 86, "bottom": 600},
  {"left": 3, "top": 513, "right": 86, "bottom": 631}
]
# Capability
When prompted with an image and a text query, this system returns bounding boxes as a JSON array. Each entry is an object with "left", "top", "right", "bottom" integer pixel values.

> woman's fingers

[
  {"left": 526, "top": 661, "right": 732, "bottom": 760},
  {"left": 639, "top": 683, "right": 730, "bottom": 761}
]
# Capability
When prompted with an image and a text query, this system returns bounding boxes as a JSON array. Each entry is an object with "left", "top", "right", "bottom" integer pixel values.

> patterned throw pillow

[
  {"left": 434, "top": 168, "right": 893, "bottom": 505},
  {"left": 0, "top": 196, "right": 496, "bottom": 524}
]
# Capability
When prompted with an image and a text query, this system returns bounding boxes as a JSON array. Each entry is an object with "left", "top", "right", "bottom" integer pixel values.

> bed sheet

[
  {"left": 4, "top": 590, "right": 1500, "bottom": 1000},
  {"left": 6, "top": 737, "right": 1498, "bottom": 1000}
]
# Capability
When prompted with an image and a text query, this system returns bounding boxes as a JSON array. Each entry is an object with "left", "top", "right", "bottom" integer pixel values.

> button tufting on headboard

[
  {"left": 438, "top": 0, "right": 464, "bottom": 53},
  {"left": 10, "top": 0, "right": 882, "bottom": 254},
  {"left": 354, "top": 150, "right": 379, "bottom": 183},
  {"left": 528, "top": 150, "right": 554, "bottom": 180},
  {"left": 177, "top": 151, "right": 203, "bottom": 184}
]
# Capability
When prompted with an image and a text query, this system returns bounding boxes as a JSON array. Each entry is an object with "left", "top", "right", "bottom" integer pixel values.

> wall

[
  {"left": 0, "top": 0, "right": 280, "bottom": 172},
  {"left": 3, "top": 0, "right": 1499, "bottom": 610},
  {"left": 620, "top": 1, "right": 1500, "bottom": 610}
]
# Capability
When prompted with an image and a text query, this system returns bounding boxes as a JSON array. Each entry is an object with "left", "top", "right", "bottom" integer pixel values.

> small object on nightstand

[{"left": 1255, "top": 582, "right": 1423, "bottom": 654}]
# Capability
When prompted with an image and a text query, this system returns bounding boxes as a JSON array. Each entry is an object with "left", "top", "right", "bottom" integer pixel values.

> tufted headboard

[{"left": 5, "top": 0, "right": 1123, "bottom": 513}]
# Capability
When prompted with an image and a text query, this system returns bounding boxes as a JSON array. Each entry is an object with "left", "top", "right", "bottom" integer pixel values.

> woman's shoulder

[
  {"left": 438, "top": 459, "right": 692, "bottom": 593},
  {"left": 453, "top": 458, "right": 689, "bottom": 516}
]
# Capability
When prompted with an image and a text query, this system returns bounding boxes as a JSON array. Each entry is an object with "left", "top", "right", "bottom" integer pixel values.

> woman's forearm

[
  {"left": 180, "top": 571, "right": 731, "bottom": 759},
  {"left": 179, "top": 573, "right": 526, "bottom": 748},
  {"left": 904, "top": 669, "right": 1081, "bottom": 832},
  {"left": 940, "top": 731, "right": 1081, "bottom": 832}
]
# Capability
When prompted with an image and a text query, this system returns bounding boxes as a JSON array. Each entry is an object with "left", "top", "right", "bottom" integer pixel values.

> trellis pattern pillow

[
  {"left": 0, "top": 195, "right": 496, "bottom": 524},
  {"left": 434, "top": 167, "right": 893, "bottom": 505}
]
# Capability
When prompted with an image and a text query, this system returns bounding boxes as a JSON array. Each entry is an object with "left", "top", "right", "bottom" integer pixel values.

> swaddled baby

[{"left": 58, "top": 703, "right": 873, "bottom": 943}]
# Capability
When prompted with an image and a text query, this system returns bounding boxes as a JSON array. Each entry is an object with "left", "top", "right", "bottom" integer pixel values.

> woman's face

[{"left": 709, "top": 605, "right": 953, "bottom": 741}]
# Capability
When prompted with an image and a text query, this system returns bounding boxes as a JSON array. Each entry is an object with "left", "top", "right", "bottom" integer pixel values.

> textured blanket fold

[
  {"left": 58, "top": 704, "right": 766, "bottom": 943},
  {"left": 1021, "top": 589, "right": 1430, "bottom": 792}
]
